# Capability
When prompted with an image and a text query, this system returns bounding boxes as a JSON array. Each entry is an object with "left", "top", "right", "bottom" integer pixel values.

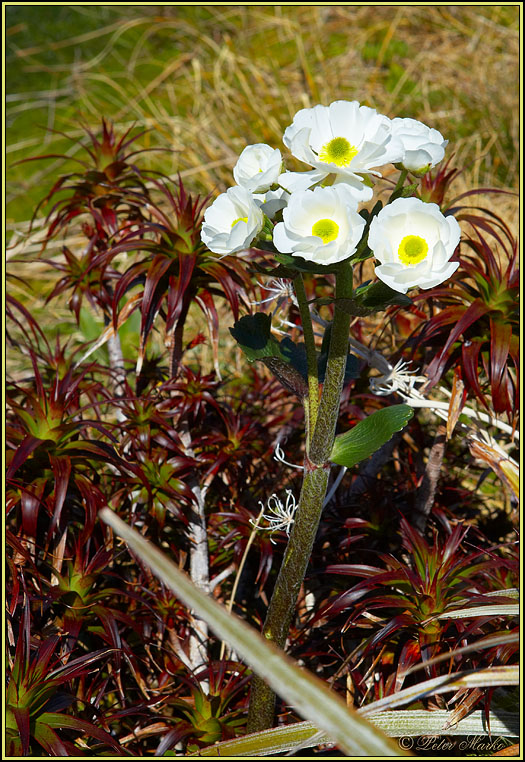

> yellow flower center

[
  {"left": 312, "top": 218, "right": 339, "bottom": 244},
  {"left": 231, "top": 216, "right": 248, "bottom": 228},
  {"left": 398, "top": 235, "right": 429, "bottom": 265},
  {"left": 318, "top": 137, "right": 359, "bottom": 167}
]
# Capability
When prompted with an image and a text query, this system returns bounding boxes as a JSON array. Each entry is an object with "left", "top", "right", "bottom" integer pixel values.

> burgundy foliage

[{"left": 6, "top": 121, "right": 518, "bottom": 755}]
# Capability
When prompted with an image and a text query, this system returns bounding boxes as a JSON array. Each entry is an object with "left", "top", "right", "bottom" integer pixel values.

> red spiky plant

[{"left": 7, "top": 119, "right": 518, "bottom": 754}]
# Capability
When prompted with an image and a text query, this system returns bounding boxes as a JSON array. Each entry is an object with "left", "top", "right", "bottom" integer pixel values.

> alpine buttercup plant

[
  {"left": 12, "top": 98, "right": 516, "bottom": 755},
  {"left": 199, "top": 99, "right": 467, "bottom": 730}
]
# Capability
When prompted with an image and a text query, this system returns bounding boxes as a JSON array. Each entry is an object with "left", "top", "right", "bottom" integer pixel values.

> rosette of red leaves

[{"left": 410, "top": 180, "right": 518, "bottom": 424}]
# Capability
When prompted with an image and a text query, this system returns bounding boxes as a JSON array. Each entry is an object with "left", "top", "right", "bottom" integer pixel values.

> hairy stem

[
  {"left": 247, "top": 260, "right": 353, "bottom": 732},
  {"left": 246, "top": 464, "right": 330, "bottom": 731},
  {"left": 309, "top": 262, "right": 353, "bottom": 464}
]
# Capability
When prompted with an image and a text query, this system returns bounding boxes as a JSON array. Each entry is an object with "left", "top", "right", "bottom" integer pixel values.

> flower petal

[{"left": 369, "top": 197, "right": 461, "bottom": 292}]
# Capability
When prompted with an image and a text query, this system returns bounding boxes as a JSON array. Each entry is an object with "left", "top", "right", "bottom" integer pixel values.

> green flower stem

[
  {"left": 389, "top": 167, "right": 408, "bottom": 201},
  {"left": 247, "top": 465, "right": 330, "bottom": 732},
  {"left": 247, "top": 260, "right": 354, "bottom": 733},
  {"left": 309, "top": 260, "right": 353, "bottom": 465},
  {"left": 293, "top": 273, "right": 319, "bottom": 438}
]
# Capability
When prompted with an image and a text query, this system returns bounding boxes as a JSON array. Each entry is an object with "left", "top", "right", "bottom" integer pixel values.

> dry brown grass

[
  {"left": 7, "top": 5, "right": 519, "bottom": 212},
  {"left": 6, "top": 4, "right": 519, "bottom": 373}
]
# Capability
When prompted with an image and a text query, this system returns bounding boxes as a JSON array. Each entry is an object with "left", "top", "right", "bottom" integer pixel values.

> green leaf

[
  {"left": 38, "top": 711, "right": 124, "bottom": 752},
  {"left": 229, "top": 313, "right": 283, "bottom": 362},
  {"left": 389, "top": 183, "right": 419, "bottom": 203},
  {"left": 330, "top": 405, "right": 414, "bottom": 468},
  {"left": 356, "top": 280, "right": 413, "bottom": 309},
  {"left": 400, "top": 182, "right": 419, "bottom": 197},
  {"left": 99, "top": 509, "right": 407, "bottom": 758},
  {"left": 230, "top": 315, "right": 311, "bottom": 396},
  {"left": 279, "top": 337, "right": 308, "bottom": 379},
  {"left": 347, "top": 201, "right": 383, "bottom": 264},
  {"left": 190, "top": 709, "right": 519, "bottom": 756}
]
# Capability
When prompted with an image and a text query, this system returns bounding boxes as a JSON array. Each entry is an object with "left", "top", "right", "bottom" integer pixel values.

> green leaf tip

[{"left": 330, "top": 404, "right": 414, "bottom": 469}]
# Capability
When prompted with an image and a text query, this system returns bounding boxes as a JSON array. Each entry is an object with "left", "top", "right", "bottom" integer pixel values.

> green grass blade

[
  {"left": 190, "top": 709, "right": 519, "bottom": 756},
  {"left": 359, "top": 666, "right": 518, "bottom": 715},
  {"left": 437, "top": 603, "right": 519, "bottom": 618},
  {"left": 99, "top": 508, "right": 408, "bottom": 757}
]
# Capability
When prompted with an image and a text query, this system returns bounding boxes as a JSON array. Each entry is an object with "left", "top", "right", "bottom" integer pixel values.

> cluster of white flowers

[{"left": 201, "top": 99, "right": 460, "bottom": 293}]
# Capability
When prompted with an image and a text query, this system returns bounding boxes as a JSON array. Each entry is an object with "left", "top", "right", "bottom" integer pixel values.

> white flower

[
  {"left": 391, "top": 117, "right": 448, "bottom": 174},
  {"left": 201, "top": 186, "right": 264, "bottom": 255},
  {"left": 369, "top": 359, "right": 427, "bottom": 396},
  {"left": 273, "top": 184, "right": 366, "bottom": 266},
  {"left": 251, "top": 277, "right": 297, "bottom": 314},
  {"left": 368, "top": 197, "right": 461, "bottom": 293},
  {"left": 251, "top": 278, "right": 299, "bottom": 335},
  {"left": 251, "top": 490, "right": 298, "bottom": 543},
  {"left": 278, "top": 100, "right": 404, "bottom": 199},
  {"left": 233, "top": 143, "right": 283, "bottom": 193}
]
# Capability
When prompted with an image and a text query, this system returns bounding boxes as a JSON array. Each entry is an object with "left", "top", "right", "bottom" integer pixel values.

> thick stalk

[
  {"left": 247, "top": 260, "right": 353, "bottom": 731},
  {"left": 309, "top": 262, "right": 353, "bottom": 464},
  {"left": 246, "top": 465, "right": 330, "bottom": 730}
]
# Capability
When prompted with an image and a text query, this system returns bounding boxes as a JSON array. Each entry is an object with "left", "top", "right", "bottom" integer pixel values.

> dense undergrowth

[
  {"left": 6, "top": 114, "right": 519, "bottom": 756},
  {"left": 5, "top": 5, "right": 519, "bottom": 757}
]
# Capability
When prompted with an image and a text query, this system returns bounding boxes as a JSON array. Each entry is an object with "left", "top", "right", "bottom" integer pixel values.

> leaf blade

[
  {"left": 191, "top": 709, "right": 519, "bottom": 756},
  {"left": 99, "top": 509, "right": 407, "bottom": 757},
  {"left": 330, "top": 405, "right": 413, "bottom": 468}
]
